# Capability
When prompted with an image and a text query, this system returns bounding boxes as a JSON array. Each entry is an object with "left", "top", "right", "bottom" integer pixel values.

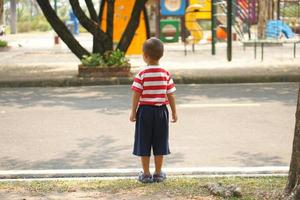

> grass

[
  {"left": 0, "top": 176, "right": 286, "bottom": 199},
  {"left": 0, "top": 40, "right": 8, "bottom": 48},
  {"left": 282, "top": 4, "right": 300, "bottom": 18}
]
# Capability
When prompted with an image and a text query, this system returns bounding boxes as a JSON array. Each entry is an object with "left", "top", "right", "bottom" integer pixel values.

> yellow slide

[
  {"left": 185, "top": 4, "right": 204, "bottom": 44},
  {"left": 185, "top": 0, "right": 211, "bottom": 44}
]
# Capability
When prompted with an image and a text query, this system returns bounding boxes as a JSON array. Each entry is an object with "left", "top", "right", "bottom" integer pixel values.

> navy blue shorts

[{"left": 133, "top": 105, "right": 170, "bottom": 156}]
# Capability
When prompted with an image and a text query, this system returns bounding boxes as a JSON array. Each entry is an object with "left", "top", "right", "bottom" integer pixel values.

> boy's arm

[
  {"left": 167, "top": 93, "right": 177, "bottom": 123},
  {"left": 130, "top": 91, "right": 141, "bottom": 122}
]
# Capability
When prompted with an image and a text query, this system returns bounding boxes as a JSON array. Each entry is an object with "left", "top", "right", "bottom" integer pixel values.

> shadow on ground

[
  {"left": 175, "top": 83, "right": 298, "bottom": 106},
  {"left": 0, "top": 135, "right": 185, "bottom": 170},
  {"left": 0, "top": 83, "right": 298, "bottom": 114},
  {"left": 226, "top": 151, "right": 287, "bottom": 167}
]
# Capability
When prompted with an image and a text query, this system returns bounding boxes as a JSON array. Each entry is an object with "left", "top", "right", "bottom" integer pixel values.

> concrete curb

[
  {"left": 0, "top": 74, "right": 300, "bottom": 87},
  {"left": 0, "top": 167, "right": 289, "bottom": 180}
]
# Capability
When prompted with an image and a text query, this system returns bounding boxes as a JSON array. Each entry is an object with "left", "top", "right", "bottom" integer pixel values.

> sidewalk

[{"left": 0, "top": 32, "right": 300, "bottom": 87}]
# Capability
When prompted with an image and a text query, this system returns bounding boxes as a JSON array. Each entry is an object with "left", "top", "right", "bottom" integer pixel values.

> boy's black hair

[{"left": 143, "top": 37, "right": 164, "bottom": 60}]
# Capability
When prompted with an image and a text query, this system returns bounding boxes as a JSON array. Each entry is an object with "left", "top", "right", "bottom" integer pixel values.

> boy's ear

[{"left": 143, "top": 53, "right": 149, "bottom": 60}]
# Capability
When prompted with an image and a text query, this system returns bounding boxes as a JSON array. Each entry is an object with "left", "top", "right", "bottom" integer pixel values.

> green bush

[
  {"left": 0, "top": 40, "right": 8, "bottom": 48},
  {"left": 31, "top": 16, "right": 51, "bottom": 32},
  {"left": 282, "top": 5, "right": 300, "bottom": 18},
  {"left": 81, "top": 50, "right": 130, "bottom": 68},
  {"left": 103, "top": 50, "right": 129, "bottom": 66},
  {"left": 18, "top": 21, "right": 32, "bottom": 33},
  {"left": 81, "top": 54, "right": 104, "bottom": 67},
  {"left": 18, "top": 15, "right": 51, "bottom": 33}
]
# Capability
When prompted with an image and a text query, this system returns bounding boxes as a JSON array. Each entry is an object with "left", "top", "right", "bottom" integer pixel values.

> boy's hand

[
  {"left": 171, "top": 112, "right": 178, "bottom": 123},
  {"left": 130, "top": 111, "right": 136, "bottom": 122}
]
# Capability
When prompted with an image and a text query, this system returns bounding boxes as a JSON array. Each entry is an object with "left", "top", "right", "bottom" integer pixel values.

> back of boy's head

[{"left": 143, "top": 37, "right": 164, "bottom": 60}]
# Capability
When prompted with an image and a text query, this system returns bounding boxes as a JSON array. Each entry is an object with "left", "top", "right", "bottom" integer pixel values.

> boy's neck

[{"left": 147, "top": 61, "right": 159, "bottom": 66}]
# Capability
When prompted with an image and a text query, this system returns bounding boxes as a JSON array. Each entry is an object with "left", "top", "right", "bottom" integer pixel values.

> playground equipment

[
  {"left": 160, "top": 19, "right": 180, "bottom": 42},
  {"left": 185, "top": 4, "right": 204, "bottom": 44},
  {"left": 236, "top": 0, "right": 256, "bottom": 24},
  {"left": 189, "top": 0, "right": 212, "bottom": 20},
  {"left": 266, "top": 20, "right": 295, "bottom": 39},
  {"left": 159, "top": 0, "right": 186, "bottom": 43},
  {"left": 159, "top": 0, "right": 209, "bottom": 44},
  {"left": 157, "top": 0, "right": 299, "bottom": 61},
  {"left": 160, "top": 0, "right": 186, "bottom": 15},
  {"left": 184, "top": 0, "right": 255, "bottom": 44},
  {"left": 100, "top": 0, "right": 150, "bottom": 55}
]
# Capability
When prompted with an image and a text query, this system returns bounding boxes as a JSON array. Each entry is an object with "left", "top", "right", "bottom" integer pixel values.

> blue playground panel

[
  {"left": 266, "top": 20, "right": 294, "bottom": 39},
  {"left": 160, "top": 0, "right": 186, "bottom": 16}
]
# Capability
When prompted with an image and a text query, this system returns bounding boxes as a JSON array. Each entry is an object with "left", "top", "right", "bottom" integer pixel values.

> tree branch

[
  {"left": 36, "top": 0, "right": 89, "bottom": 59},
  {"left": 98, "top": 0, "right": 105, "bottom": 25},
  {"left": 84, "top": 0, "right": 98, "bottom": 22},
  {"left": 117, "top": 0, "right": 148, "bottom": 52},
  {"left": 70, "top": 0, "right": 111, "bottom": 53},
  {"left": 69, "top": 0, "right": 101, "bottom": 35},
  {"left": 143, "top": 5, "right": 150, "bottom": 39}
]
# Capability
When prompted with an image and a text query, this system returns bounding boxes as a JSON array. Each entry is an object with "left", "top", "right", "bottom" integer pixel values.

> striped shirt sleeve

[
  {"left": 167, "top": 75, "right": 176, "bottom": 94},
  {"left": 131, "top": 73, "right": 143, "bottom": 94}
]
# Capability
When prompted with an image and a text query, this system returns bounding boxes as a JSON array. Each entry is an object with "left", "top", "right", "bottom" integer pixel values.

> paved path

[{"left": 0, "top": 83, "right": 297, "bottom": 170}]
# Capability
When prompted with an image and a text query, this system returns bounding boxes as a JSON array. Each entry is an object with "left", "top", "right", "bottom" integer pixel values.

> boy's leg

[
  {"left": 154, "top": 155, "right": 163, "bottom": 174},
  {"left": 141, "top": 156, "right": 151, "bottom": 175}
]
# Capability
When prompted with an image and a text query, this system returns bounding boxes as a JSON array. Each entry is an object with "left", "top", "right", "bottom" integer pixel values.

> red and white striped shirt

[{"left": 131, "top": 65, "right": 176, "bottom": 106}]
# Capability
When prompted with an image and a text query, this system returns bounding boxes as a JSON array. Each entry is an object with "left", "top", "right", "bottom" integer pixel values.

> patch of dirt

[{"left": 0, "top": 189, "right": 217, "bottom": 200}]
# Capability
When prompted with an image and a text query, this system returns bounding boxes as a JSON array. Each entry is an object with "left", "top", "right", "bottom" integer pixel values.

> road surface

[{"left": 0, "top": 83, "right": 297, "bottom": 170}]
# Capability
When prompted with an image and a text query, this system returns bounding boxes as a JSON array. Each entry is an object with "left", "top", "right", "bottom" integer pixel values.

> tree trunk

[
  {"left": 84, "top": 0, "right": 107, "bottom": 53},
  {"left": 117, "top": 0, "right": 148, "bottom": 52},
  {"left": 0, "top": 0, "right": 3, "bottom": 25},
  {"left": 257, "top": 0, "right": 274, "bottom": 39},
  {"left": 69, "top": 0, "right": 111, "bottom": 54},
  {"left": 106, "top": 0, "right": 114, "bottom": 50},
  {"left": 36, "top": 0, "right": 90, "bottom": 59},
  {"left": 10, "top": 0, "right": 17, "bottom": 34},
  {"left": 285, "top": 86, "right": 300, "bottom": 200},
  {"left": 37, "top": 0, "right": 149, "bottom": 58}
]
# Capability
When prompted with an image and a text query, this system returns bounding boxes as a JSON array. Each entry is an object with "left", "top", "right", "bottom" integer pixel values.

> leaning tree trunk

[
  {"left": 37, "top": 0, "right": 148, "bottom": 58},
  {"left": 117, "top": 0, "right": 148, "bottom": 52},
  {"left": 84, "top": 0, "right": 101, "bottom": 53},
  {"left": 257, "top": 0, "right": 274, "bottom": 39},
  {"left": 285, "top": 86, "right": 300, "bottom": 200},
  {"left": 69, "top": 0, "right": 111, "bottom": 54},
  {"left": 106, "top": 0, "right": 114, "bottom": 51},
  {"left": 36, "top": 0, "right": 90, "bottom": 59}
]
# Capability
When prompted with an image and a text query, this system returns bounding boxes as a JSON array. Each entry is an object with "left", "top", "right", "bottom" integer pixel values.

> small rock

[{"left": 206, "top": 183, "right": 242, "bottom": 198}]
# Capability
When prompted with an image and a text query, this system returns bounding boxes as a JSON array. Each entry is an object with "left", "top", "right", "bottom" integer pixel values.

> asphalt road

[{"left": 0, "top": 83, "right": 298, "bottom": 170}]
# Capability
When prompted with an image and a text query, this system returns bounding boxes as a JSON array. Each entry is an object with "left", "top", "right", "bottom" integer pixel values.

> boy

[{"left": 130, "top": 37, "right": 177, "bottom": 183}]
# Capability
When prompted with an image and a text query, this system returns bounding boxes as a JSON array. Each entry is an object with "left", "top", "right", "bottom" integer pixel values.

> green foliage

[
  {"left": 30, "top": 15, "right": 52, "bottom": 32},
  {"left": 0, "top": 40, "right": 8, "bottom": 48},
  {"left": 18, "top": 15, "right": 51, "bottom": 33},
  {"left": 81, "top": 54, "right": 104, "bottom": 67},
  {"left": 282, "top": 4, "right": 300, "bottom": 18},
  {"left": 103, "top": 50, "right": 129, "bottom": 66},
  {"left": 81, "top": 50, "right": 130, "bottom": 67}
]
